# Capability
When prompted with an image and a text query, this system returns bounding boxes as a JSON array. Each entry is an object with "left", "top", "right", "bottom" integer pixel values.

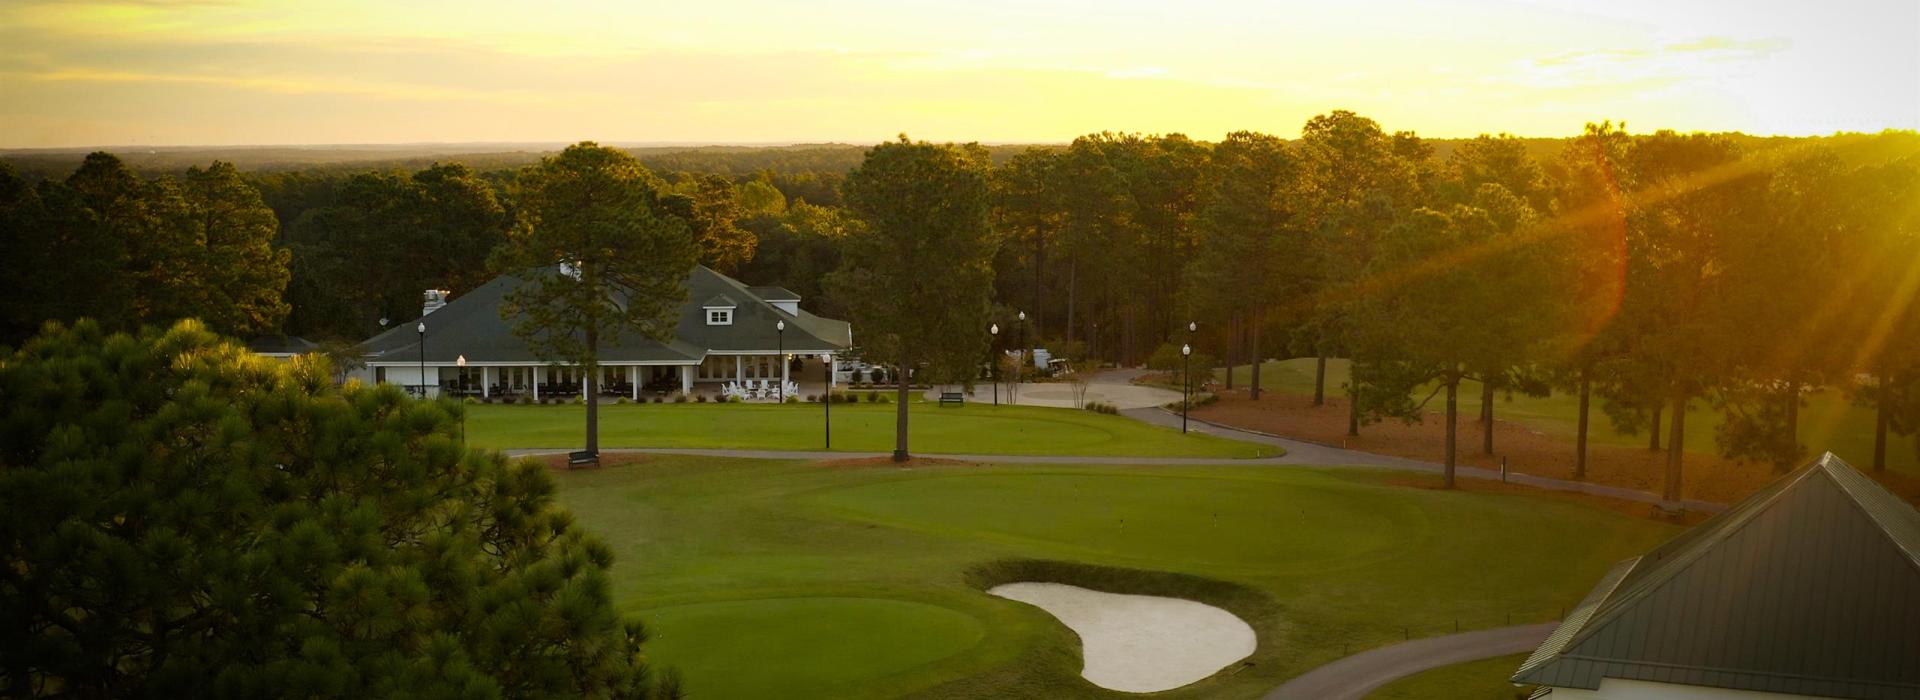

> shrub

[
  {"left": 875, "top": 393, "right": 891, "bottom": 404},
  {"left": 805, "top": 394, "right": 818, "bottom": 402},
  {"left": 1145, "top": 341, "right": 1219, "bottom": 375},
  {"left": 725, "top": 395, "right": 741, "bottom": 403},
  {"left": 615, "top": 397, "right": 629, "bottom": 405},
  {"left": 696, "top": 394, "right": 708, "bottom": 403},
  {"left": 673, "top": 393, "right": 688, "bottom": 403},
  {"left": 785, "top": 395, "right": 799, "bottom": 404},
  {"left": 517, "top": 396, "right": 531, "bottom": 405},
  {"left": 651, "top": 396, "right": 663, "bottom": 404}
]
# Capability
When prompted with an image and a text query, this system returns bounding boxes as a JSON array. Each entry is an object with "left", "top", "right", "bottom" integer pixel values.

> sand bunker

[{"left": 989, "top": 582, "right": 1256, "bottom": 692}]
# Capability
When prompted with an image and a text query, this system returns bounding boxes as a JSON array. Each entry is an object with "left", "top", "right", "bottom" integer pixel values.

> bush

[
  {"left": 0, "top": 320, "right": 673, "bottom": 698},
  {"left": 696, "top": 394, "right": 708, "bottom": 403},
  {"left": 785, "top": 395, "right": 799, "bottom": 404},
  {"left": 1145, "top": 341, "right": 1219, "bottom": 376},
  {"left": 615, "top": 397, "right": 629, "bottom": 405},
  {"left": 725, "top": 395, "right": 741, "bottom": 403},
  {"left": 517, "top": 395, "right": 531, "bottom": 405},
  {"left": 1083, "top": 401, "right": 1119, "bottom": 415},
  {"left": 651, "top": 396, "right": 664, "bottom": 404},
  {"left": 805, "top": 394, "right": 818, "bottom": 402}
]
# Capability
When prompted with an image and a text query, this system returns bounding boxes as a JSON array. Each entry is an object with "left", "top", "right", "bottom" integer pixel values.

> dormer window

[{"left": 702, "top": 294, "right": 738, "bottom": 325}]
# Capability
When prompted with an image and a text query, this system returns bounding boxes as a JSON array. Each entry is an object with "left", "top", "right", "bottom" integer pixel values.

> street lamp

[
  {"left": 1188, "top": 320, "right": 1198, "bottom": 392},
  {"left": 416, "top": 322, "right": 427, "bottom": 399},
  {"left": 455, "top": 355, "right": 467, "bottom": 448},
  {"left": 989, "top": 323, "right": 1000, "bottom": 406},
  {"left": 776, "top": 319, "right": 786, "bottom": 403},
  {"left": 1015, "top": 310, "right": 1026, "bottom": 396},
  {"left": 1181, "top": 343, "right": 1193, "bottom": 434}
]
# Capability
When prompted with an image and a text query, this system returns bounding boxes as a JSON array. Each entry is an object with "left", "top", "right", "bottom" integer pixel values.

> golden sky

[{"left": 1, "top": 0, "right": 1915, "bottom": 147}]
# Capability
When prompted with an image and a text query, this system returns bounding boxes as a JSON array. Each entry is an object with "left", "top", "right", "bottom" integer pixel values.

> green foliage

[
  {"left": 663, "top": 174, "right": 756, "bottom": 273},
  {"left": 284, "top": 163, "right": 512, "bottom": 340},
  {"left": 492, "top": 142, "right": 699, "bottom": 453},
  {"left": 0, "top": 154, "right": 290, "bottom": 343},
  {"left": 1145, "top": 342, "right": 1217, "bottom": 376},
  {"left": 827, "top": 136, "right": 996, "bottom": 457},
  {"left": 0, "top": 320, "right": 673, "bottom": 699}
]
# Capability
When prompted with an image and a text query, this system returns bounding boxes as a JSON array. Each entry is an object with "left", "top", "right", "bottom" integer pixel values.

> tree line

[{"left": 5, "top": 120, "right": 1919, "bottom": 490}]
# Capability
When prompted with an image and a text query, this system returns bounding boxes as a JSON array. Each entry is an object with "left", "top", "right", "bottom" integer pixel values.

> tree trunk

[
  {"left": 1480, "top": 381, "right": 1495, "bottom": 456},
  {"left": 1876, "top": 371, "right": 1889, "bottom": 471},
  {"left": 1224, "top": 310, "right": 1235, "bottom": 390},
  {"left": 1444, "top": 377, "right": 1458, "bottom": 489},
  {"left": 1314, "top": 356, "right": 1327, "bottom": 406},
  {"left": 1066, "top": 257, "right": 1077, "bottom": 345},
  {"left": 1033, "top": 233, "right": 1045, "bottom": 346},
  {"left": 1664, "top": 392, "right": 1686, "bottom": 504},
  {"left": 1778, "top": 383, "right": 1800, "bottom": 473},
  {"left": 585, "top": 327, "right": 599, "bottom": 459},
  {"left": 1249, "top": 309, "right": 1262, "bottom": 401},
  {"left": 1348, "top": 384, "right": 1361, "bottom": 437},
  {"left": 1648, "top": 403, "right": 1663, "bottom": 451},
  {"left": 1575, "top": 372, "right": 1591, "bottom": 481},
  {"left": 893, "top": 365, "right": 911, "bottom": 462}
]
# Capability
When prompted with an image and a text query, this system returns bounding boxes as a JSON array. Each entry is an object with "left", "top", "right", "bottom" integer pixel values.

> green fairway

[
  {"left": 465, "top": 399, "right": 1275, "bottom": 458},
  {"left": 554, "top": 456, "right": 1678, "bottom": 699},
  {"left": 1220, "top": 358, "right": 1920, "bottom": 473},
  {"left": 1363, "top": 653, "right": 1533, "bottom": 699}
]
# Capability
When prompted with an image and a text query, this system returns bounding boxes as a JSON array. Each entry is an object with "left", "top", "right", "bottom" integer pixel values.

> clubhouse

[{"left": 351, "top": 265, "right": 852, "bottom": 400}]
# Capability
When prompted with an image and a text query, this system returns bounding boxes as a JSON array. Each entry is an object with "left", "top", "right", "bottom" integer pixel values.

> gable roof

[
  {"left": 1512, "top": 453, "right": 1920, "bottom": 699},
  {"left": 360, "top": 265, "right": 850, "bottom": 364}
]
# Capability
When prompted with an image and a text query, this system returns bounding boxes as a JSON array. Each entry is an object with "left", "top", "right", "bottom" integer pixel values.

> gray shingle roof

[
  {"left": 360, "top": 265, "right": 850, "bottom": 364},
  {"left": 1513, "top": 453, "right": 1920, "bottom": 699}
]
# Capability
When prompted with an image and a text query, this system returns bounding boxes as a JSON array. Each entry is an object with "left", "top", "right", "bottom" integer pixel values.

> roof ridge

[
  {"left": 1559, "top": 460, "right": 1824, "bottom": 651},
  {"left": 1816, "top": 453, "right": 1920, "bottom": 572}
]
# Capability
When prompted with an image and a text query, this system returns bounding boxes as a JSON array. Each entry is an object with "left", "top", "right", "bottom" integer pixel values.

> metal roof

[
  {"left": 361, "top": 266, "right": 850, "bottom": 365},
  {"left": 1513, "top": 453, "right": 1920, "bottom": 699}
]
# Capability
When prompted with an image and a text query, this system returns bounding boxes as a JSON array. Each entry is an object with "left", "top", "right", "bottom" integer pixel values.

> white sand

[{"left": 988, "top": 582, "right": 1257, "bottom": 693}]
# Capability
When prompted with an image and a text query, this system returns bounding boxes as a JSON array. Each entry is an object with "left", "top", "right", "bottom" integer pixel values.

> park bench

[
  {"left": 938, "top": 391, "right": 965, "bottom": 407},
  {"left": 567, "top": 450, "right": 598, "bottom": 467}
]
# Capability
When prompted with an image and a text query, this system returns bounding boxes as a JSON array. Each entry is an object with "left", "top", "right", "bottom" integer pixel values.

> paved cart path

[{"left": 1262, "top": 623, "right": 1557, "bottom": 700}]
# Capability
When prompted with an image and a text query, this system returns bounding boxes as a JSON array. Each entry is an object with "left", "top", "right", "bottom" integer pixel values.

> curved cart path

[{"left": 1263, "top": 623, "right": 1557, "bottom": 700}]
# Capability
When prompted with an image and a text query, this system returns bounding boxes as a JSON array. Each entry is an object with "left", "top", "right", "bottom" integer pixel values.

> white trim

[{"left": 707, "top": 308, "right": 733, "bottom": 325}]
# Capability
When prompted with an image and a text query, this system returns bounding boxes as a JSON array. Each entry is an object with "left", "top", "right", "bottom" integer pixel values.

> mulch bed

[
  {"left": 1194, "top": 390, "right": 1920, "bottom": 507},
  {"left": 813, "top": 455, "right": 973, "bottom": 469}
]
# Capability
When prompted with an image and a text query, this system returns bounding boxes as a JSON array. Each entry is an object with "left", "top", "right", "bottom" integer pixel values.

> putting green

[
  {"left": 642, "top": 597, "right": 988, "bottom": 698},
  {"left": 809, "top": 472, "right": 1411, "bottom": 572}
]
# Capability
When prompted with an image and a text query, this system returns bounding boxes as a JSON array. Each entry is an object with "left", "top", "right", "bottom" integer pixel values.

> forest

[{"left": 4, "top": 115, "right": 1919, "bottom": 489}]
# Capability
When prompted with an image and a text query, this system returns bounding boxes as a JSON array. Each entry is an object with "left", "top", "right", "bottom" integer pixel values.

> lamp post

[
  {"left": 1015, "top": 310, "right": 1026, "bottom": 399},
  {"left": 455, "top": 355, "right": 467, "bottom": 448},
  {"left": 416, "top": 322, "right": 427, "bottom": 399},
  {"left": 989, "top": 323, "right": 1000, "bottom": 406},
  {"left": 1181, "top": 343, "right": 1192, "bottom": 434},
  {"left": 776, "top": 319, "right": 786, "bottom": 403},
  {"left": 823, "top": 354, "right": 832, "bottom": 449},
  {"left": 1188, "top": 319, "right": 1198, "bottom": 391}
]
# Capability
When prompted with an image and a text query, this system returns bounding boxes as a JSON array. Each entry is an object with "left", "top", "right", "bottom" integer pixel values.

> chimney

[{"left": 422, "top": 289, "right": 450, "bottom": 316}]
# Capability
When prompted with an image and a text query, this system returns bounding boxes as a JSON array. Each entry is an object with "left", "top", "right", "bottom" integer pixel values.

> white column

[
  {"left": 781, "top": 353, "right": 789, "bottom": 389},
  {"left": 680, "top": 364, "right": 693, "bottom": 394},
  {"left": 482, "top": 366, "right": 491, "bottom": 398},
  {"left": 735, "top": 356, "right": 744, "bottom": 383},
  {"left": 826, "top": 354, "right": 836, "bottom": 388},
  {"left": 533, "top": 366, "right": 541, "bottom": 400},
  {"left": 630, "top": 366, "right": 639, "bottom": 400},
  {"left": 580, "top": 366, "right": 587, "bottom": 398}
]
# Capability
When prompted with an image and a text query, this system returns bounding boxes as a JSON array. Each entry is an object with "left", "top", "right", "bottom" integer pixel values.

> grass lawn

[
  {"left": 1219, "top": 358, "right": 1919, "bottom": 473},
  {"left": 554, "top": 455, "right": 1678, "bottom": 699},
  {"left": 1363, "top": 653, "right": 1534, "bottom": 699},
  {"left": 466, "top": 399, "right": 1276, "bottom": 458}
]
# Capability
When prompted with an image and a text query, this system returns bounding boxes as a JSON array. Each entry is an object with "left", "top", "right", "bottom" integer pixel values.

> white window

[{"left": 707, "top": 308, "right": 733, "bottom": 325}]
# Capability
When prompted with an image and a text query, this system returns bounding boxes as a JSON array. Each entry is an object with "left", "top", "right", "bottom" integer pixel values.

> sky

[{"left": 1, "top": 0, "right": 1916, "bottom": 148}]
